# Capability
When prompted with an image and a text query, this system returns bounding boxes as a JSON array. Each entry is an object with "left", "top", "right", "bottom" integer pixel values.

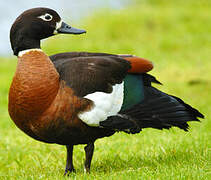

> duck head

[{"left": 10, "top": 7, "right": 86, "bottom": 56}]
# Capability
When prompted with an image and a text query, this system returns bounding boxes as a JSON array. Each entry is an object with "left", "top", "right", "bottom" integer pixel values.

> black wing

[{"left": 50, "top": 52, "right": 131, "bottom": 97}]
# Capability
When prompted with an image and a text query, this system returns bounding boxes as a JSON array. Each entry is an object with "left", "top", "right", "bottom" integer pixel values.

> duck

[{"left": 8, "top": 7, "right": 204, "bottom": 174}]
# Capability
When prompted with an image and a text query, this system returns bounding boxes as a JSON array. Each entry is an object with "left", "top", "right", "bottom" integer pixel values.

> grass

[{"left": 0, "top": 0, "right": 211, "bottom": 179}]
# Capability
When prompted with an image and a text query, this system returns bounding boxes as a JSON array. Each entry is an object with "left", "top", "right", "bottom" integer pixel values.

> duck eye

[
  {"left": 38, "top": 13, "right": 53, "bottom": 21},
  {"left": 45, "top": 15, "right": 52, "bottom": 20}
]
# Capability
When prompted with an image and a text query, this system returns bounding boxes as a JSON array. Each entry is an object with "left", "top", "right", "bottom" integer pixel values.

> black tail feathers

[{"left": 100, "top": 86, "right": 204, "bottom": 134}]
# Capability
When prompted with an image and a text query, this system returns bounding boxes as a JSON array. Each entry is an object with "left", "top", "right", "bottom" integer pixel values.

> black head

[{"left": 10, "top": 7, "right": 86, "bottom": 56}]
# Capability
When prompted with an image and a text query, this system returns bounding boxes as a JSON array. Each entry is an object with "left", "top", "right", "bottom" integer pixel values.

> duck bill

[{"left": 57, "top": 22, "right": 86, "bottom": 34}]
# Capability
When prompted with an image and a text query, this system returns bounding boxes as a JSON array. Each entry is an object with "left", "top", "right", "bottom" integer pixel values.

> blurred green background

[{"left": 0, "top": 0, "right": 210, "bottom": 179}]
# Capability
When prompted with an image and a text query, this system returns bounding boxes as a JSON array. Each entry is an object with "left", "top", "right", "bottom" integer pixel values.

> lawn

[{"left": 0, "top": 0, "right": 210, "bottom": 179}]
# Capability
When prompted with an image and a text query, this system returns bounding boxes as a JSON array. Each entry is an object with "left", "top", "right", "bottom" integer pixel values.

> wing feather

[{"left": 50, "top": 53, "right": 131, "bottom": 97}]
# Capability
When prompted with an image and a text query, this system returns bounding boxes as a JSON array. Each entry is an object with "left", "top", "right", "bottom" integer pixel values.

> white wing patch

[{"left": 78, "top": 82, "right": 124, "bottom": 126}]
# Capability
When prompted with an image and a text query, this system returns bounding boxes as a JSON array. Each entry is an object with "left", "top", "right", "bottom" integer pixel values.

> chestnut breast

[{"left": 8, "top": 50, "right": 60, "bottom": 140}]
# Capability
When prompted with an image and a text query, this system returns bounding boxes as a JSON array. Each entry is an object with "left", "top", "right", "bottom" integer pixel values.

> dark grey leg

[
  {"left": 64, "top": 145, "right": 75, "bottom": 175},
  {"left": 84, "top": 142, "right": 95, "bottom": 173}
]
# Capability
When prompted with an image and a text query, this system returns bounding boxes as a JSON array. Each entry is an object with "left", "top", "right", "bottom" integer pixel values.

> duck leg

[
  {"left": 64, "top": 145, "right": 75, "bottom": 175},
  {"left": 84, "top": 142, "right": 95, "bottom": 173}
]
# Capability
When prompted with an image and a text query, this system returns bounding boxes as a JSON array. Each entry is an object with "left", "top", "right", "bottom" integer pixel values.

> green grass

[{"left": 0, "top": 0, "right": 211, "bottom": 179}]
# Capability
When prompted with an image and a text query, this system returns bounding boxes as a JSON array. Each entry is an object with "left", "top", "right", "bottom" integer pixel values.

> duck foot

[{"left": 64, "top": 168, "right": 76, "bottom": 176}]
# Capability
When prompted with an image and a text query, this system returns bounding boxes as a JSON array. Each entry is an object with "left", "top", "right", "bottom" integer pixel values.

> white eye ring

[{"left": 38, "top": 13, "right": 53, "bottom": 21}]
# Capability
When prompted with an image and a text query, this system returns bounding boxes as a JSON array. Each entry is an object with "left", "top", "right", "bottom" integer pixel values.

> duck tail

[{"left": 100, "top": 86, "right": 204, "bottom": 134}]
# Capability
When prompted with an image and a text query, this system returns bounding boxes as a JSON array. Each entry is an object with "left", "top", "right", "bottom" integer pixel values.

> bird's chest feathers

[{"left": 9, "top": 50, "right": 60, "bottom": 122}]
